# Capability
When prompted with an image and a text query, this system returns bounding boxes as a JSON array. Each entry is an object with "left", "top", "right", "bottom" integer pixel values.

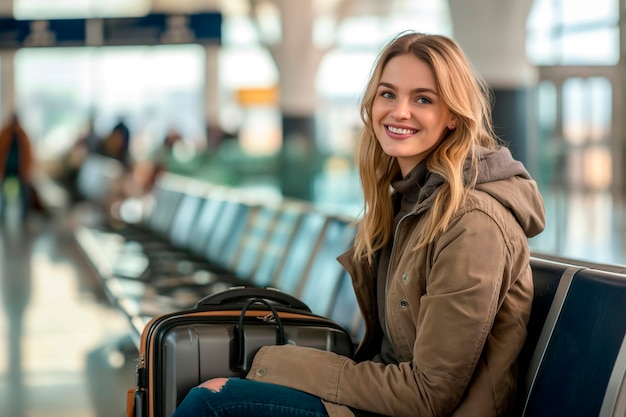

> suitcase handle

[
  {"left": 195, "top": 287, "right": 311, "bottom": 312},
  {"left": 235, "top": 297, "right": 286, "bottom": 372}
]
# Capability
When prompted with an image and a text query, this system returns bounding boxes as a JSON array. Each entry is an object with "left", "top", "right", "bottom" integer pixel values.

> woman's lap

[{"left": 172, "top": 378, "right": 329, "bottom": 417}]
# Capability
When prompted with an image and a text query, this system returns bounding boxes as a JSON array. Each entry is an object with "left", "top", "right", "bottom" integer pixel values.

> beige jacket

[{"left": 247, "top": 148, "right": 546, "bottom": 417}]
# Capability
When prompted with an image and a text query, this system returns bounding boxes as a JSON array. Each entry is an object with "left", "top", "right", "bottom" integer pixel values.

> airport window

[
  {"left": 537, "top": 81, "right": 557, "bottom": 138},
  {"left": 334, "top": 1, "right": 451, "bottom": 49},
  {"left": 527, "top": 0, "right": 619, "bottom": 64},
  {"left": 536, "top": 75, "right": 614, "bottom": 192},
  {"left": 14, "top": 45, "right": 206, "bottom": 160}
]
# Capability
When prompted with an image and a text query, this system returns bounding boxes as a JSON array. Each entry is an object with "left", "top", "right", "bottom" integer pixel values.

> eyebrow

[{"left": 378, "top": 82, "right": 438, "bottom": 95}]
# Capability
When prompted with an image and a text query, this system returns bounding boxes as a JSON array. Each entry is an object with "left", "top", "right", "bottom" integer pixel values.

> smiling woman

[
  {"left": 371, "top": 54, "right": 455, "bottom": 176},
  {"left": 171, "top": 32, "right": 546, "bottom": 417}
]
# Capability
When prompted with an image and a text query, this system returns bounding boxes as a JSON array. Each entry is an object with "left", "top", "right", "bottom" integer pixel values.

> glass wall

[
  {"left": 526, "top": 0, "right": 624, "bottom": 264},
  {"left": 6, "top": 0, "right": 626, "bottom": 264},
  {"left": 15, "top": 45, "right": 206, "bottom": 161},
  {"left": 527, "top": 0, "right": 619, "bottom": 65}
]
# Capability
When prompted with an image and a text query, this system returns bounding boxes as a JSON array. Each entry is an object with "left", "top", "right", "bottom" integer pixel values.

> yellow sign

[{"left": 236, "top": 87, "right": 279, "bottom": 106}]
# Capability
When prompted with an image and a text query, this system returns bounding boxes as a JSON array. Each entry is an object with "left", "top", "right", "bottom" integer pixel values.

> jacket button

[
  {"left": 256, "top": 368, "right": 266, "bottom": 376},
  {"left": 400, "top": 299, "right": 409, "bottom": 308},
  {"left": 401, "top": 273, "right": 408, "bottom": 282}
]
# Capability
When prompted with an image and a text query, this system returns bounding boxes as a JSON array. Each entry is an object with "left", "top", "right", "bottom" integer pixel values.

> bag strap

[{"left": 235, "top": 297, "right": 286, "bottom": 372}]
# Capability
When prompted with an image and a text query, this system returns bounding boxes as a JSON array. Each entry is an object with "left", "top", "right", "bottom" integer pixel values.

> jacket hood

[
  {"left": 399, "top": 146, "right": 545, "bottom": 238},
  {"left": 473, "top": 147, "right": 545, "bottom": 238}
]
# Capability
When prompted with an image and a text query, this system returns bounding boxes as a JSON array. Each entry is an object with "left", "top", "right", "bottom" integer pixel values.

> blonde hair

[{"left": 353, "top": 32, "right": 501, "bottom": 263}]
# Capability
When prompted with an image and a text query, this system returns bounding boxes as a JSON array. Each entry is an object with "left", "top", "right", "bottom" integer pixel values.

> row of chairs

[
  {"left": 75, "top": 167, "right": 365, "bottom": 345},
  {"left": 73, "top": 154, "right": 626, "bottom": 417},
  {"left": 516, "top": 256, "right": 626, "bottom": 416}
]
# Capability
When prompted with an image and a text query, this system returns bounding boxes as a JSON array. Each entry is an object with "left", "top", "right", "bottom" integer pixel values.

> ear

[{"left": 447, "top": 117, "right": 457, "bottom": 131}]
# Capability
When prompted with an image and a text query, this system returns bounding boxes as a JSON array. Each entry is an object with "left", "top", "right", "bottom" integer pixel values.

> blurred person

[
  {"left": 172, "top": 32, "right": 546, "bottom": 417},
  {"left": 154, "top": 128, "right": 183, "bottom": 176},
  {"left": 0, "top": 113, "right": 37, "bottom": 225},
  {"left": 82, "top": 115, "right": 102, "bottom": 154},
  {"left": 206, "top": 123, "right": 224, "bottom": 152},
  {"left": 101, "top": 118, "right": 132, "bottom": 168},
  {"left": 206, "top": 123, "right": 240, "bottom": 153},
  {"left": 99, "top": 123, "right": 187, "bottom": 227},
  {"left": 60, "top": 116, "right": 102, "bottom": 204}
]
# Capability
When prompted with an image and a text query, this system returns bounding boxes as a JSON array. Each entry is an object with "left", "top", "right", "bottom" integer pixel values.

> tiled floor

[{"left": 0, "top": 208, "right": 136, "bottom": 417}]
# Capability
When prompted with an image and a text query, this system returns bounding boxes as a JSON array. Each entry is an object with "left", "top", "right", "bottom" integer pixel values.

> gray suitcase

[{"left": 127, "top": 287, "right": 354, "bottom": 417}]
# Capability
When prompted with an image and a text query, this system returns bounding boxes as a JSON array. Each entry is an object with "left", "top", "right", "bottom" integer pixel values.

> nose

[{"left": 391, "top": 99, "right": 410, "bottom": 120}]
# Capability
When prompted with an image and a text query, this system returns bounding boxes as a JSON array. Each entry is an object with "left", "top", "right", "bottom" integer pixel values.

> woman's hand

[{"left": 198, "top": 377, "right": 229, "bottom": 392}]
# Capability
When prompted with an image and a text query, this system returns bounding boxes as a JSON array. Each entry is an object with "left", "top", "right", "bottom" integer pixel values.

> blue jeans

[{"left": 172, "top": 378, "right": 329, "bottom": 417}]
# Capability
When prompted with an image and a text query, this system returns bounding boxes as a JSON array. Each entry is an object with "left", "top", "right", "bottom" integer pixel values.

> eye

[
  {"left": 380, "top": 90, "right": 395, "bottom": 99},
  {"left": 416, "top": 96, "right": 432, "bottom": 104}
]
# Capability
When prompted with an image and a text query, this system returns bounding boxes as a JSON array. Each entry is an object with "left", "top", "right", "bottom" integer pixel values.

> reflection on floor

[{"left": 0, "top": 209, "right": 136, "bottom": 417}]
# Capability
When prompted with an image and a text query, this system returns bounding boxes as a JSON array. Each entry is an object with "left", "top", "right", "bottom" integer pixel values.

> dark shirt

[
  {"left": 5, "top": 132, "right": 21, "bottom": 175},
  {"left": 374, "top": 162, "right": 430, "bottom": 365}
]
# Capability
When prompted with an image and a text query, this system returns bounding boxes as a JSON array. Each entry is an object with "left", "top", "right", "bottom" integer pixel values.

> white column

[
  {"left": 1, "top": 50, "right": 16, "bottom": 122},
  {"left": 0, "top": 0, "right": 15, "bottom": 121},
  {"left": 272, "top": 0, "right": 324, "bottom": 116},
  {"left": 204, "top": 44, "right": 220, "bottom": 128},
  {"left": 448, "top": 0, "right": 538, "bottom": 173},
  {"left": 0, "top": 0, "right": 13, "bottom": 16},
  {"left": 449, "top": 0, "right": 536, "bottom": 88}
]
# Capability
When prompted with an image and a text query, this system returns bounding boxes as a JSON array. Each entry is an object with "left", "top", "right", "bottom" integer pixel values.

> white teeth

[{"left": 387, "top": 126, "right": 416, "bottom": 135}]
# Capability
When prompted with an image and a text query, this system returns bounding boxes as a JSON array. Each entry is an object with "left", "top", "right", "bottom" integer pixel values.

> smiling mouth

[{"left": 386, "top": 125, "right": 418, "bottom": 135}]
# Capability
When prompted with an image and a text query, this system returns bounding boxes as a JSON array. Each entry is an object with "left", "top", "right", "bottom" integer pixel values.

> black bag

[{"left": 126, "top": 287, "right": 354, "bottom": 417}]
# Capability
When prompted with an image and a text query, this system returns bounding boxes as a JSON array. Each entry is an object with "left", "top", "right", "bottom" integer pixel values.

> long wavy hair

[{"left": 353, "top": 32, "right": 501, "bottom": 263}]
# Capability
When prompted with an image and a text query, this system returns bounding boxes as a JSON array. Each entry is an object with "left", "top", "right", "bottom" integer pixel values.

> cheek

[
  {"left": 425, "top": 113, "right": 449, "bottom": 133},
  {"left": 371, "top": 100, "right": 385, "bottom": 123}
]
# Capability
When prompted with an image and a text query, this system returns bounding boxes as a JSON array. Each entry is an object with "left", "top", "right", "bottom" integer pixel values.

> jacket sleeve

[{"left": 247, "top": 210, "right": 510, "bottom": 417}]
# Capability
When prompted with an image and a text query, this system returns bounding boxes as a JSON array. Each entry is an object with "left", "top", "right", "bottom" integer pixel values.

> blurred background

[{"left": 0, "top": 0, "right": 625, "bottom": 416}]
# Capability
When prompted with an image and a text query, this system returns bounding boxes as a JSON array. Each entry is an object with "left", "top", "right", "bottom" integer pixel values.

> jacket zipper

[{"left": 384, "top": 201, "right": 428, "bottom": 348}]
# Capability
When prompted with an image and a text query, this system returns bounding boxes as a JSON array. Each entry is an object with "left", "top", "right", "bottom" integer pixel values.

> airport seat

[
  {"left": 267, "top": 209, "right": 332, "bottom": 296},
  {"left": 119, "top": 203, "right": 341, "bottom": 336},
  {"left": 295, "top": 215, "right": 357, "bottom": 316},
  {"left": 512, "top": 256, "right": 585, "bottom": 414},
  {"left": 74, "top": 171, "right": 189, "bottom": 287},
  {"left": 133, "top": 204, "right": 333, "bottom": 319},
  {"left": 327, "top": 269, "right": 365, "bottom": 344},
  {"left": 519, "top": 262, "right": 626, "bottom": 417},
  {"left": 112, "top": 198, "right": 256, "bottom": 280},
  {"left": 148, "top": 201, "right": 295, "bottom": 294}
]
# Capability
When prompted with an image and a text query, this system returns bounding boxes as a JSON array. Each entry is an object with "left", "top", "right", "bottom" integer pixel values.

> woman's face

[{"left": 372, "top": 53, "right": 454, "bottom": 176}]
